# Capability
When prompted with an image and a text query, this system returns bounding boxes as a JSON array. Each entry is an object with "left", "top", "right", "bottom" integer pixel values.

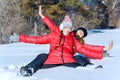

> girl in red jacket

[{"left": 19, "top": 6, "right": 111, "bottom": 76}]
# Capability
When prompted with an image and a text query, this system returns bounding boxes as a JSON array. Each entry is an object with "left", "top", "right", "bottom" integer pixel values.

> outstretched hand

[
  {"left": 104, "top": 40, "right": 113, "bottom": 51},
  {"left": 39, "top": 5, "right": 44, "bottom": 18},
  {"left": 107, "top": 40, "right": 113, "bottom": 50},
  {"left": 9, "top": 33, "right": 19, "bottom": 43}
]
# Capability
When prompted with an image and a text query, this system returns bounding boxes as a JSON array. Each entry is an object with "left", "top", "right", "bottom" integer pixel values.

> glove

[{"left": 9, "top": 33, "right": 19, "bottom": 43}]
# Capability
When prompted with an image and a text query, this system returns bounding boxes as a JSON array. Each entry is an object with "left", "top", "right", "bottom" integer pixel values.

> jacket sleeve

[
  {"left": 42, "top": 16, "right": 60, "bottom": 32},
  {"left": 75, "top": 39, "right": 104, "bottom": 59},
  {"left": 19, "top": 33, "right": 51, "bottom": 44}
]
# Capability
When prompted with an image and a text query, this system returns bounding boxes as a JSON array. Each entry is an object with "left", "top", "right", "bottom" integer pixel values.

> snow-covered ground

[{"left": 0, "top": 29, "right": 120, "bottom": 80}]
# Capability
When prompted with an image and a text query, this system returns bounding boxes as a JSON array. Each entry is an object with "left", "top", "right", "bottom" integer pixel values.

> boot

[{"left": 20, "top": 66, "right": 34, "bottom": 77}]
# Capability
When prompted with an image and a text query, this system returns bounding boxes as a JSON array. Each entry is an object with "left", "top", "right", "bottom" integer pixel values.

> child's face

[
  {"left": 62, "top": 27, "right": 72, "bottom": 36},
  {"left": 76, "top": 30, "right": 84, "bottom": 38}
]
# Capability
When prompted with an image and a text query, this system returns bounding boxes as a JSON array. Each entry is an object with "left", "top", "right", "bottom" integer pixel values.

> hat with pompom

[{"left": 59, "top": 15, "right": 74, "bottom": 31}]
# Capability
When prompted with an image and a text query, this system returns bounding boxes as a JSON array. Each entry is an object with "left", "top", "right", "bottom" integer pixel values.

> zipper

[{"left": 61, "top": 36, "right": 65, "bottom": 64}]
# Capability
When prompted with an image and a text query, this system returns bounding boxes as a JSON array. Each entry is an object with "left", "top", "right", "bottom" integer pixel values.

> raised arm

[
  {"left": 39, "top": 5, "right": 59, "bottom": 32},
  {"left": 39, "top": 5, "right": 45, "bottom": 18}
]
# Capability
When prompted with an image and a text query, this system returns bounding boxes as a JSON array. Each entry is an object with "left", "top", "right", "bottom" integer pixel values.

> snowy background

[{"left": 0, "top": 29, "right": 120, "bottom": 80}]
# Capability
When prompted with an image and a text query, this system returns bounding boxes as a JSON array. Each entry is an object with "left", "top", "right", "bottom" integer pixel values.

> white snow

[{"left": 0, "top": 29, "right": 120, "bottom": 80}]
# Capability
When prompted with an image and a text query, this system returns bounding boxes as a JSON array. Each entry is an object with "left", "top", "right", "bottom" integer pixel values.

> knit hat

[
  {"left": 75, "top": 27, "right": 87, "bottom": 37},
  {"left": 59, "top": 15, "right": 74, "bottom": 31}
]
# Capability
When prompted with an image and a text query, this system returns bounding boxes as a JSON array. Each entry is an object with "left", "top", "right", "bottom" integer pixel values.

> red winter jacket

[{"left": 19, "top": 16, "right": 104, "bottom": 64}]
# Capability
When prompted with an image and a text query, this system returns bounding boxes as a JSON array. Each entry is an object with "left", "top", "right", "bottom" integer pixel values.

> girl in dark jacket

[{"left": 19, "top": 6, "right": 111, "bottom": 76}]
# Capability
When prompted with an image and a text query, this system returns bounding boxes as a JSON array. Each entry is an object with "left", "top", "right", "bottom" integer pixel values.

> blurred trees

[
  {"left": 0, "top": 0, "right": 120, "bottom": 44},
  {"left": 107, "top": 0, "right": 120, "bottom": 28},
  {"left": 0, "top": 0, "right": 32, "bottom": 44}
]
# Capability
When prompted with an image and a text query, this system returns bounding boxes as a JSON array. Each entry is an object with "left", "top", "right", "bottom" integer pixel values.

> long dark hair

[{"left": 52, "top": 31, "right": 63, "bottom": 51}]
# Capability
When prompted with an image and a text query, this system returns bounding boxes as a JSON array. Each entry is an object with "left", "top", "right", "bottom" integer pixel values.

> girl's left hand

[{"left": 104, "top": 40, "right": 113, "bottom": 51}]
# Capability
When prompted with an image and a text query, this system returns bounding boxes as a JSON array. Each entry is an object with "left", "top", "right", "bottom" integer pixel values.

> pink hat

[{"left": 59, "top": 15, "right": 74, "bottom": 30}]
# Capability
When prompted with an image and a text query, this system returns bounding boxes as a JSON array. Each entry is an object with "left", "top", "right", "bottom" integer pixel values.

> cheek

[
  {"left": 77, "top": 32, "right": 84, "bottom": 37},
  {"left": 77, "top": 31, "right": 81, "bottom": 35},
  {"left": 63, "top": 28, "right": 72, "bottom": 34},
  {"left": 67, "top": 28, "right": 72, "bottom": 32},
  {"left": 69, "top": 29, "right": 72, "bottom": 32}
]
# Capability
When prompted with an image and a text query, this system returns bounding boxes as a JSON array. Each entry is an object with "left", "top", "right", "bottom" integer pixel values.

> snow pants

[{"left": 24, "top": 53, "right": 92, "bottom": 73}]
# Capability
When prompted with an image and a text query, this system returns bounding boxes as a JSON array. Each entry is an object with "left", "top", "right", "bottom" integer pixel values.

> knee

[{"left": 37, "top": 53, "right": 48, "bottom": 58}]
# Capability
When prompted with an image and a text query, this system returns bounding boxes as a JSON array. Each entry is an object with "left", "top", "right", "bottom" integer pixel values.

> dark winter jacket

[{"left": 19, "top": 16, "right": 104, "bottom": 64}]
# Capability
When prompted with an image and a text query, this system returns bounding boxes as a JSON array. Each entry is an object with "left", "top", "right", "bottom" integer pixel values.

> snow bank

[{"left": 0, "top": 29, "right": 120, "bottom": 80}]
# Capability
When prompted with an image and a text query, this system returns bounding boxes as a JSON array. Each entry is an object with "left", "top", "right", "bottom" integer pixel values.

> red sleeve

[
  {"left": 42, "top": 16, "right": 60, "bottom": 33},
  {"left": 75, "top": 39, "right": 104, "bottom": 59},
  {"left": 19, "top": 33, "right": 51, "bottom": 44},
  {"left": 83, "top": 44, "right": 105, "bottom": 52}
]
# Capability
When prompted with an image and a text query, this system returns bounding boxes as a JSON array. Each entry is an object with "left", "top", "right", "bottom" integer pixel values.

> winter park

[{"left": 0, "top": 0, "right": 120, "bottom": 80}]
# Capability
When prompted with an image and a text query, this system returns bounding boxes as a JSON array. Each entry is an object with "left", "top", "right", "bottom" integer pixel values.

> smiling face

[
  {"left": 62, "top": 27, "right": 72, "bottom": 36},
  {"left": 76, "top": 30, "right": 84, "bottom": 38}
]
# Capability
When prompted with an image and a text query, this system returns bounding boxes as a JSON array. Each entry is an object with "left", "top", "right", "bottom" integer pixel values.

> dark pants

[
  {"left": 41, "top": 62, "right": 83, "bottom": 69},
  {"left": 26, "top": 53, "right": 48, "bottom": 73},
  {"left": 74, "top": 55, "right": 92, "bottom": 66},
  {"left": 24, "top": 53, "right": 92, "bottom": 73}
]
